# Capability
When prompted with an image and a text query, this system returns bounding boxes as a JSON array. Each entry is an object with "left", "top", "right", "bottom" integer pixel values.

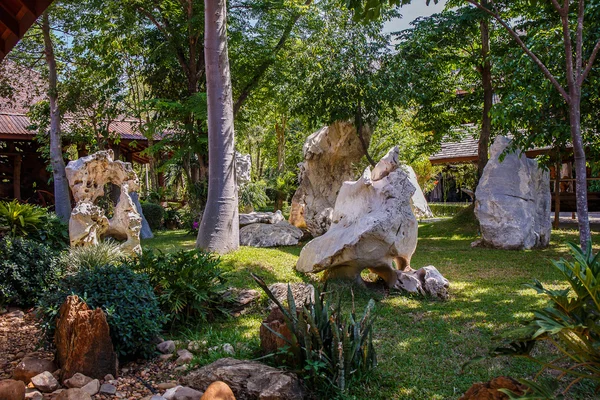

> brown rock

[
  {"left": 30, "top": 371, "right": 59, "bottom": 393},
  {"left": 0, "top": 379, "right": 26, "bottom": 400},
  {"left": 200, "top": 381, "right": 235, "bottom": 400},
  {"left": 56, "top": 388, "right": 92, "bottom": 400},
  {"left": 64, "top": 373, "right": 92, "bottom": 389},
  {"left": 460, "top": 376, "right": 528, "bottom": 400},
  {"left": 259, "top": 308, "right": 294, "bottom": 365},
  {"left": 54, "top": 296, "right": 118, "bottom": 380},
  {"left": 12, "top": 358, "right": 58, "bottom": 383},
  {"left": 182, "top": 358, "right": 304, "bottom": 400}
]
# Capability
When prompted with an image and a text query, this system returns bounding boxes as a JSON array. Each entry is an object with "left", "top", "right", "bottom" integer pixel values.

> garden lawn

[{"left": 143, "top": 218, "right": 600, "bottom": 400}]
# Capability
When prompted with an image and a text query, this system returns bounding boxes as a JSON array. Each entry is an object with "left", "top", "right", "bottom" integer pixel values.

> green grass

[{"left": 142, "top": 218, "right": 600, "bottom": 399}]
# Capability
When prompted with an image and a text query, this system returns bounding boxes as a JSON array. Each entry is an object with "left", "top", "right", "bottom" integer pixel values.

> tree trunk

[
  {"left": 275, "top": 117, "right": 286, "bottom": 211},
  {"left": 42, "top": 12, "right": 71, "bottom": 222},
  {"left": 478, "top": 16, "right": 492, "bottom": 181},
  {"left": 569, "top": 94, "right": 591, "bottom": 249},
  {"left": 197, "top": 0, "right": 239, "bottom": 253}
]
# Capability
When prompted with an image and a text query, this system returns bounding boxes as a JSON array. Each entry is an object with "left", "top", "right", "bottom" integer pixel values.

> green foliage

[
  {"left": 0, "top": 200, "right": 47, "bottom": 238},
  {"left": 38, "top": 264, "right": 165, "bottom": 359},
  {"left": 0, "top": 238, "right": 65, "bottom": 307},
  {"left": 128, "top": 248, "right": 228, "bottom": 325},
  {"left": 475, "top": 243, "right": 600, "bottom": 397},
  {"left": 428, "top": 202, "right": 470, "bottom": 218},
  {"left": 141, "top": 202, "right": 165, "bottom": 230},
  {"left": 239, "top": 180, "right": 270, "bottom": 211},
  {"left": 253, "top": 274, "right": 377, "bottom": 395},
  {"left": 163, "top": 208, "right": 182, "bottom": 229},
  {"left": 30, "top": 212, "right": 70, "bottom": 250},
  {"left": 62, "top": 241, "right": 125, "bottom": 271}
]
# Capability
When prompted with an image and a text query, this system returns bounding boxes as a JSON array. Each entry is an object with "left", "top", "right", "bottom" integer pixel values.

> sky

[{"left": 384, "top": 0, "right": 448, "bottom": 33}]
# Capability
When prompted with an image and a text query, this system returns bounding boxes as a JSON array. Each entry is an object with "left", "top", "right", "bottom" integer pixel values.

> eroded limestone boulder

[
  {"left": 296, "top": 147, "right": 418, "bottom": 288},
  {"left": 239, "top": 211, "right": 284, "bottom": 227},
  {"left": 182, "top": 358, "right": 305, "bottom": 400},
  {"left": 239, "top": 222, "right": 303, "bottom": 247},
  {"left": 66, "top": 150, "right": 142, "bottom": 254},
  {"left": 54, "top": 296, "right": 118, "bottom": 381},
  {"left": 474, "top": 136, "right": 551, "bottom": 250},
  {"left": 394, "top": 266, "right": 449, "bottom": 299},
  {"left": 403, "top": 165, "right": 433, "bottom": 218},
  {"left": 235, "top": 152, "right": 251, "bottom": 188},
  {"left": 289, "top": 121, "right": 370, "bottom": 237}
]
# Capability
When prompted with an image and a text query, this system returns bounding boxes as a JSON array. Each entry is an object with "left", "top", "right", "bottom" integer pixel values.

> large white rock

[
  {"left": 474, "top": 136, "right": 551, "bottom": 249},
  {"left": 239, "top": 210, "right": 284, "bottom": 227},
  {"left": 289, "top": 121, "right": 370, "bottom": 237},
  {"left": 235, "top": 152, "right": 251, "bottom": 187},
  {"left": 403, "top": 165, "right": 434, "bottom": 218},
  {"left": 66, "top": 150, "right": 142, "bottom": 254},
  {"left": 296, "top": 147, "right": 418, "bottom": 287},
  {"left": 240, "top": 222, "right": 304, "bottom": 247}
]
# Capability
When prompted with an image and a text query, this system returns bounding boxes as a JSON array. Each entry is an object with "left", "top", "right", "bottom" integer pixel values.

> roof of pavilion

[{"left": 0, "top": 0, "right": 54, "bottom": 62}]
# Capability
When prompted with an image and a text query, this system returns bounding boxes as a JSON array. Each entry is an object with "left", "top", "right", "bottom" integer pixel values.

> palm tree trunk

[
  {"left": 42, "top": 11, "right": 71, "bottom": 222},
  {"left": 197, "top": 0, "right": 239, "bottom": 253}
]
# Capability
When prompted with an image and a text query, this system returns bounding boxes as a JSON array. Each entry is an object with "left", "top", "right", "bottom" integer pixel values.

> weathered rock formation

[
  {"left": 54, "top": 296, "right": 118, "bottom": 381},
  {"left": 66, "top": 150, "right": 142, "bottom": 254},
  {"left": 131, "top": 192, "right": 153, "bottom": 239},
  {"left": 296, "top": 147, "right": 418, "bottom": 288},
  {"left": 459, "top": 376, "right": 527, "bottom": 400},
  {"left": 395, "top": 266, "right": 450, "bottom": 300},
  {"left": 474, "top": 136, "right": 551, "bottom": 250},
  {"left": 403, "top": 165, "right": 433, "bottom": 218},
  {"left": 289, "top": 121, "right": 370, "bottom": 237},
  {"left": 182, "top": 358, "right": 305, "bottom": 400},
  {"left": 239, "top": 211, "right": 284, "bottom": 227},
  {"left": 259, "top": 308, "right": 294, "bottom": 365},
  {"left": 239, "top": 222, "right": 303, "bottom": 247},
  {"left": 266, "top": 283, "right": 314, "bottom": 310},
  {"left": 235, "top": 152, "right": 251, "bottom": 188}
]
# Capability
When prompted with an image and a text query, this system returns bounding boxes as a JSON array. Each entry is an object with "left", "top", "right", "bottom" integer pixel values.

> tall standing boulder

[
  {"left": 296, "top": 147, "right": 418, "bottom": 287},
  {"left": 54, "top": 296, "right": 118, "bottom": 381},
  {"left": 289, "top": 121, "right": 370, "bottom": 237},
  {"left": 474, "top": 136, "right": 551, "bottom": 250}
]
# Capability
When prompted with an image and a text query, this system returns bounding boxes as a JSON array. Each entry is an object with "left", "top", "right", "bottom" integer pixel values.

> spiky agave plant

[{"left": 252, "top": 273, "right": 377, "bottom": 393}]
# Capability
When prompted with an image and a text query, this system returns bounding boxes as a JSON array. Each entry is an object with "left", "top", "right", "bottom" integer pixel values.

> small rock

[
  {"left": 159, "top": 354, "right": 174, "bottom": 362},
  {"left": 163, "top": 386, "right": 203, "bottom": 400},
  {"left": 151, "top": 396, "right": 167, "bottom": 400},
  {"left": 152, "top": 336, "right": 165, "bottom": 345},
  {"left": 157, "top": 382, "right": 178, "bottom": 390},
  {"left": 25, "top": 390, "right": 43, "bottom": 400},
  {"left": 64, "top": 373, "right": 93, "bottom": 389},
  {"left": 120, "top": 368, "right": 129, "bottom": 375},
  {"left": 52, "top": 369, "right": 62, "bottom": 381},
  {"left": 15, "top": 352, "right": 25, "bottom": 359},
  {"left": 56, "top": 388, "right": 92, "bottom": 400},
  {"left": 7, "top": 310, "right": 25, "bottom": 318},
  {"left": 222, "top": 344, "right": 234, "bottom": 356},
  {"left": 0, "top": 379, "right": 26, "bottom": 400},
  {"left": 200, "top": 381, "right": 235, "bottom": 400},
  {"left": 116, "top": 391, "right": 126, "bottom": 398},
  {"left": 157, "top": 341, "right": 176, "bottom": 354},
  {"left": 31, "top": 371, "right": 59, "bottom": 393},
  {"left": 176, "top": 350, "right": 194, "bottom": 365},
  {"left": 99, "top": 383, "right": 117, "bottom": 395},
  {"left": 103, "top": 374, "right": 115, "bottom": 381},
  {"left": 187, "top": 341, "right": 207, "bottom": 353},
  {"left": 174, "top": 366, "right": 188, "bottom": 373},
  {"left": 80, "top": 379, "right": 100, "bottom": 396},
  {"left": 13, "top": 358, "right": 58, "bottom": 383},
  {"left": 460, "top": 376, "right": 528, "bottom": 400}
]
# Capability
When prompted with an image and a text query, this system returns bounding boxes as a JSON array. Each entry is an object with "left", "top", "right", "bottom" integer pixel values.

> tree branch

[
  {"left": 465, "top": 0, "right": 570, "bottom": 102},
  {"left": 579, "top": 39, "right": 600, "bottom": 85},
  {"left": 575, "top": 0, "right": 584, "bottom": 76}
]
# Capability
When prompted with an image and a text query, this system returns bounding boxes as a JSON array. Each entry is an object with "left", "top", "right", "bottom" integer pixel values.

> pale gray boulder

[
  {"left": 239, "top": 222, "right": 303, "bottom": 247},
  {"left": 239, "top": 210, "right": 284, "bottom": 227},
  {"left": 131, "top": 192, "right": 153, "bottom": 239},
  {"left": 403, "top": 165, "right": 434, "bottom": 218},
  {"left": 474, "top": 136, "right": 551, "bottom": 250},
  {"left": 394, "top": 266, "right": 449, "bottom": 299}
]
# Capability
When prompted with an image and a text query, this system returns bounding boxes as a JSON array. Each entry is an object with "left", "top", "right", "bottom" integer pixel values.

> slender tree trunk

[
  {"left": 197, "top": 0, "right": 239, "bottom": 253},
  {"left": 42, "top": 12, "right": 71, "bottom": 222},
  {"left": 478, "top": 16, "right": 492, "bottom": 181},
  {"left": 275, "top": 116, "right": 286, "bottom": 211},
  {"left": 569, "top": 93, "right": 591, "bottom": 249}
]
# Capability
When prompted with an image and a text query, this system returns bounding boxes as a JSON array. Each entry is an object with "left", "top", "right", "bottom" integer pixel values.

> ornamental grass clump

[
  {"left": 252, "top": 273, "right": 377, "bottom": 395},
  {"left": 62, "top": 240, "right": 125, "bottom": 271}
]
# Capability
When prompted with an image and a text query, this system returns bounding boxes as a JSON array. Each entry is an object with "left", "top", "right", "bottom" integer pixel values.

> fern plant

[
  {"left": 252, "top": 274, "right": 377, "bottom": 394},
  {"left": 0, "top": 200, "right": 46, "bottom": 238},
  {"left": 473, "top": 242, "right": 600, "bottom": 398}
]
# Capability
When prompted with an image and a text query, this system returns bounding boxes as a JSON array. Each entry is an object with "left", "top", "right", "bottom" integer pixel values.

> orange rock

[
  {"left": 200, "top": 381, "right": 235, "bottom": 400},
  {"left": 54, "top": 296, "right": 118, "bottom": 380},
  {"left": 12, "top": 358, "right": 57, "bottom": 384},
  {"left": 460, "top": 376, "right": 528, "bottom": 400},
  {"left": 0, "top": 379, "right": 25, "bottom": 400},
  {"left": 259, "top": 308, "right": 295, "bottom": 365}
]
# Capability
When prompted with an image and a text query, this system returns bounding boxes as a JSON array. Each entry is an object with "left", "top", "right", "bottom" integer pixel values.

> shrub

[
  {"left": 62, "top": 241, "right": 124, "bottom": 271},
  {"left": 472, "top": 242, "right": 600, "bottom": 398},
  {"left": 428, "top": 202, "right": 470, "bottom": 218},
  {"left": 0, "top": 238, "right": 65, "bottom": 307},
  {"left": 141, "top": 202, "right": 165, "bottom": 230},
  {"left": 31, "top": 212, "right": 70, "bottom": 249},
  {"left": 163, "top": 208, "right": 182, "bottom": 229},
  {"left": 0, "top": 200, "right": 47, "bottom": 238},
  {"left": 38, "top": 264, "right": 166, "bottom": 359},
  {"left": 253, "top": 274, "right": 377, "bottom": 395},
  {"left": 128, "top": 248, "right": 228, "bottom": 325}
]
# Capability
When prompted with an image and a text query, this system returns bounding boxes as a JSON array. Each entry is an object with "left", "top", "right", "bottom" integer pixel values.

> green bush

[
  {"left": 32, "top": 212, "right": 70, "bottom": 249},
  {"left": 0, "top": 200, "right": 47, "bottom": 238},
  {"left": 141, "top": 202, "right": 165, "bottom": 230},
  {"left": 128, "top": 248, "right": 228, "bottom": 325},
  {"left": 62, "top": 241, "right": 124, "bottom": 271},
  {"left": 473, "top": 243, "right": 600, "bottom": 398},
  {"left": 38, "top": 264, "right": 165, "bottom": 359},
  {"left": 0, "top": 238, "right": 65, "bottom": 307},
  {"left": 428, "top": 202, "right": 470, "bottom": 217},
  {"left": 253, "top": 274, "right": 377, "bottom": 395}
]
